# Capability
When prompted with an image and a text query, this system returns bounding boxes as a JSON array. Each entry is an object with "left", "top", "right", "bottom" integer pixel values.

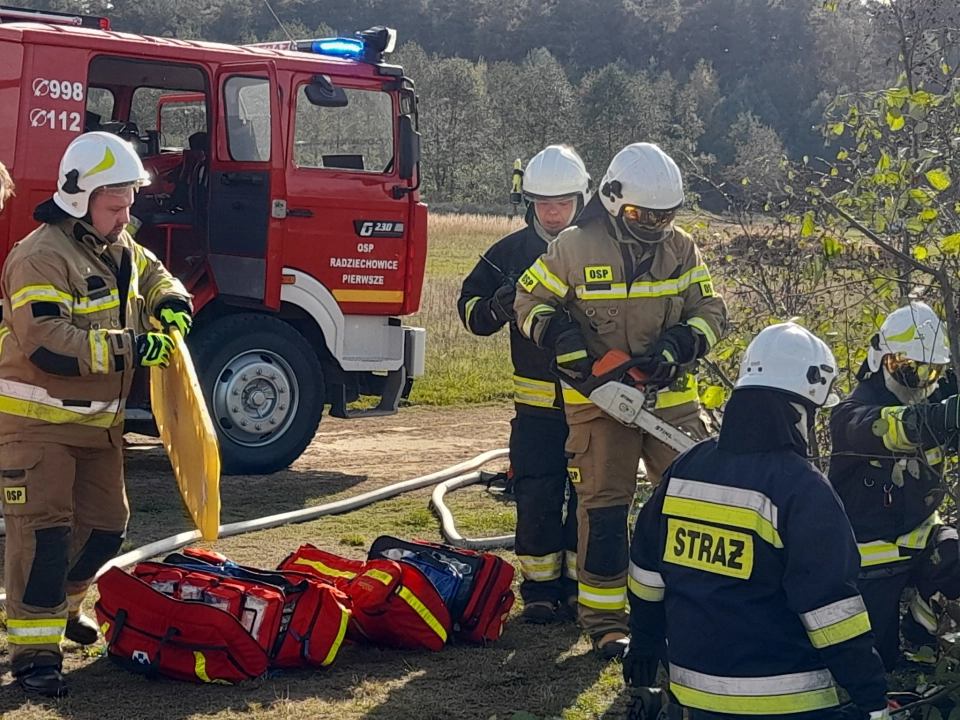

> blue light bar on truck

[
  {"left": 246, "top": 26, "right": 397, "bottom": 64},
  {"left": 308, "top": 37, "right": 364, "bottom": 59}
]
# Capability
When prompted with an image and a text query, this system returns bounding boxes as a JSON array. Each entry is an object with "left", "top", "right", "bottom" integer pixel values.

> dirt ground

[{"left": 0, "top": 404, "right": 628, "bottom": 720}]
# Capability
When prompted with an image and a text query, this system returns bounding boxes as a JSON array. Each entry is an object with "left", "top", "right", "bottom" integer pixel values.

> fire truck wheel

[{"left": 191, "top": 313, "right": 324, "bottom": 475}]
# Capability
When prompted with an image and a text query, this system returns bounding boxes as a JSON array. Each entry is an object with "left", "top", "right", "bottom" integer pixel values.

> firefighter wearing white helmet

[
  {"left": 457, "top": 145, "right": 591, "bottom": 624},
  {"left": 830, "top": 301, "right": 960, "bottom": 671},
  {"left": 625, "top": 323, "right": 890, "bottom": 720},
  {"left": 0, "top": 131, "right": 192, "bottom": 697},
  {"left": 514, "top": 142, "right": 727, "bottom": 657}
]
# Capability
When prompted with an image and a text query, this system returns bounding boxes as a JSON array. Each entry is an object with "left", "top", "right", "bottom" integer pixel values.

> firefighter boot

[
  {"left": 65, "top": 614, "right": 99, "bottom": 645},
  {"left": 15, "top": 655, "right": 69, "bottom": 698},
  {"left": 521, "top": 600, "right": 558, "bottom": 624}
]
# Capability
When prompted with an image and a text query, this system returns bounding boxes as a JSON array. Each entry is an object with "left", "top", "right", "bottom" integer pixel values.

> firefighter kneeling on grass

[
  {"left": 624, "top": 323, "right": 889, "bottom": 720},
  {"left": 0, "top": 132, "right": 192, "bottom": 697},
  {"left": 458, "top": 145, "right": 590, "bottom": 623},
  {"left": 514, "top": 142, "right": 727, "bottom": 659},
  {"left": 829, "top": 302, "right": 960, "bottom": 671}
]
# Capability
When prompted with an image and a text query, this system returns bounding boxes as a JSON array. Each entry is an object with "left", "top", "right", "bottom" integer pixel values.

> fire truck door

[{"left": 208, "top": 63, "right": 281, "bottom": 305}]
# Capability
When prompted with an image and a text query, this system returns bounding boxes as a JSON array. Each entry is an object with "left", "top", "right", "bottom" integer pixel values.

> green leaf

[
  {"left": 905, "top": 644, "right": 937, "bottom": 663},
  {"left": 801, "top": 212, "right": 816, "bottom": 238},
  {"left": 701, "top": 385, "right": 726, "bottom": 410},
  {"left": 877, "top": 152, "right": 891, "bottom": 171},
  {"left": 916, "top": 121, "right": 929, "bottom": 134},
  {"left": 920, "top": 208, "right": 938, "bottom": 221},
  {"left": 886, "top": 108, "right": 905, "bottom": 130},
  {"left": 829, "top": 122, "right": 844, "bottom": 136},
  {"left": 943, "top": 62, "right": 952, "bottom": 76},
  {"left": 927, "top": 168, "right": 952, "bottom": 191},
  {"left": 836, "top": 150, "right": 848, "bottom": 161},
  {"left": 914, "top": 245, "right": 929, "bottom": 260},
  {"left": 905, "top": 218, "right": 925, "bottom": 233},
  {"left": 741, "top": 177, "right": 749, "bottom": 185},
  {"left": 942, "top": 233, "right": 960, "bottom": 254},
  {"left": 823, "top": 236, "right": 842, "bottom": 258}
]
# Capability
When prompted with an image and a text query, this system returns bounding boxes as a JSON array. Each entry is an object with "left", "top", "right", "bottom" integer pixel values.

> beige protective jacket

[
  {"left": 0, "top": 219, "right": 190, "bottom": 446},
  {"left": 514, "top": 213, "right": 727, "bottom": 423}
]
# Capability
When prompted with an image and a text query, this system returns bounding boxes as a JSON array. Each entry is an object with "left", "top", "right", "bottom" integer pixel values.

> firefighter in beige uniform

[
  {"left": 0, "top": 132, "right": 192, "bottom": 697},
  {"left": 514, "top": 143, "right": 727, "bottom": 658}
]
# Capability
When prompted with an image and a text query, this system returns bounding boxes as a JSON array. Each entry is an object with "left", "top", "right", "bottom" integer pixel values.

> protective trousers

[
  {"left": 567, "top": 408, "right": 707, "bottom": 639},
  {"left": 1, "top": 440, "right": 129, "bottom": 675},
  {"left": 510, "top": 412, "right": 578, "bottom": 605},
  {"left": 858, "top": 526, "right": 960, "bottom": 670}
]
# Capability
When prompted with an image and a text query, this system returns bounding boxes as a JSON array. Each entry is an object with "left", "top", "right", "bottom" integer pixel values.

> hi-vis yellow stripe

[
  {"left": 321, "top": 603, "right": 351, "bottom": 666},
  {"left": 293, "top": 556, "right": 358, "bottom": 579},
  {"left": 332, "top": 289, "right": 404, "bottom": 303},
  {"left": 397, "top": 586, "right": 448, "bottom": 641},
  {"left": 6, "top": 618, "right": 67, "bottom": 645},
  {"left": 194, "top": 651, "right": 231, "bottom": 684}
]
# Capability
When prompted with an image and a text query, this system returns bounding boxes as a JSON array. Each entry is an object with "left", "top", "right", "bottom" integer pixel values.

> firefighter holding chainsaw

[
  {"left": 829, "top": 302, "right": 960, "bottom": 671},
  {"left": 458, "top": 145, "right": 590, "bottom": 623},
  {"left": 0, "top": 132, "right": 192, "bottom": 697},
  {"left": 514, "top": 142, "right": 727, "bottom": 658},
  {"left": 624, "top": 323, "right": 889, "bottom": 720}
]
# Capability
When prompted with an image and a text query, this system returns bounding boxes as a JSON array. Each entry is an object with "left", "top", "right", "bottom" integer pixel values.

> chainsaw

[{"left": 572, "top": 349, "right": 697, "bottom": 454}]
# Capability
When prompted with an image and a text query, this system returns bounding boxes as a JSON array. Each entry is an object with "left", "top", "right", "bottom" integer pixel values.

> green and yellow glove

[
  {"left": 155, "top": 299, "right": 193, "bottom": 336},
  {"left": 136, "top": 332, "right": 175, "bottom": 368}
]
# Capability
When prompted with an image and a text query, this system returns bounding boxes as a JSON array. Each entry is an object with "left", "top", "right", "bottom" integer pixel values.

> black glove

[
  {"left": 648, "top": 324, "right": 702, "bottom": 366},
  {"left": 490, "top": 285, "right": 516, "bottom": 324},
  {"left": 554, "top": 327, "right": 593, "bottom": 382},
  {"left": 623, "top": 646, "right": 659, "bottom": 688},
  {"left": 905, "top": 394, "right": 960, "bottom": 445},
  {"left": 155, "top": 297, "right": 193, "bottom": 336}
]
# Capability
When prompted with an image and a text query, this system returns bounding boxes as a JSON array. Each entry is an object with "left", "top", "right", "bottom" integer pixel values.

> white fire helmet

[
  {"left": 598, "top": 142, "right": 684, "bottom": 218},
  {"left": 522, "top": 145, "right": 592, "bottom": 206},
  {"left": 867, "top": 301, "right": 950, "bottom": 372},
  {"left": 53, "top": 132, "right": 151, "bottom": 218},
  {"left": 736, "top": 322, "right": 840, "bottom": 408}
]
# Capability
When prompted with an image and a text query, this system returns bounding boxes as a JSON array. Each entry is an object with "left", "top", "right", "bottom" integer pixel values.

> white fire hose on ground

[{"left": 0, "top": 449, "right": 512, "bottom": 606}]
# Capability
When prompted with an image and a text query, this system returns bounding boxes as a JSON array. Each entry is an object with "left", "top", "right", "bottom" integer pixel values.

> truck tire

[{"left": 190, "top": 313, "right": 324, "bottom": 475}]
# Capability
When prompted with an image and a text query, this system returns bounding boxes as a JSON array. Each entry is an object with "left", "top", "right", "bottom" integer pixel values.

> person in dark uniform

[{"left": 458, "top": 145, "right": 591, "bottom": 623}]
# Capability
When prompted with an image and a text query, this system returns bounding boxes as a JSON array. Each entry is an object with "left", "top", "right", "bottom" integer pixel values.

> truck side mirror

[
  {"left": 305, "top": 75, "right": 348, "bottom": 108},
  {"left": 398, "top": 115, "right": 420, "bottom": 180}
]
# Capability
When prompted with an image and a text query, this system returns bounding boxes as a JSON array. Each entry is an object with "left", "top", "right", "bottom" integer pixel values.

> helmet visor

[
  {"left": 621, "top": 205, "right": 677, "bottom": 233},
  {"left": 883, "top": 355, "right": 947, "bottom": 389}
]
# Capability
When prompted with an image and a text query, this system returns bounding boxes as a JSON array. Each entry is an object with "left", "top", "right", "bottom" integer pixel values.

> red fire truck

[{"left": 0, "top": 6, "right": 428, "bottom": 474}]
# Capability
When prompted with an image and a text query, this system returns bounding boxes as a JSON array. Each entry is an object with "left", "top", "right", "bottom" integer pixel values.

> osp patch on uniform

[
  {"left": 584, "top": 266, "right": 613, "bottom": 282},
  {"left": 568, "top": 468, "right": 582, "bottom": 483},
  {"left": 663, "top": 518, "right": 753, "bottom": 579},
  {"left": 518, "top": 270, "right": 538, "bottom": 291},
  {"left": 3, "top": 486, "right": 26, "bottom": 504},
  {"left": 699, "top": 279, "right": 715, "bottom": 297}
]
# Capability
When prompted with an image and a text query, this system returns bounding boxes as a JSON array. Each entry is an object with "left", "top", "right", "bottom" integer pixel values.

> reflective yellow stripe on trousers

[
  {"left": 6, "top": 618, "right": 67, "bottom": 645},
  {"left": 578, "top": 582, "right": 627, "bottom": 610},
  {"left": 518, "top": 552, "right": 562, "bottom": 582},
  {"left": 669, "top": 664, "right": 839, "bottom": 714}
]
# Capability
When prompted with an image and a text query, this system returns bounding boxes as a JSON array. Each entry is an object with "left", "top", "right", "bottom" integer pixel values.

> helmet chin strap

[{"left": 883, "top": 366, "right": 936, "bottom": 404}]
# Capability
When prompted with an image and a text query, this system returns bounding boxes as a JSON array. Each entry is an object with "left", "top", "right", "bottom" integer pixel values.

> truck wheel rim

[{"left": 212, "top": 350, "right": 300, "bottom": 448}]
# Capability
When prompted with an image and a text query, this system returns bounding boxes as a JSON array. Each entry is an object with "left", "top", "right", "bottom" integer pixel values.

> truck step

[{"left": 330, "top": 366, "right": 407, "bottom": 419}]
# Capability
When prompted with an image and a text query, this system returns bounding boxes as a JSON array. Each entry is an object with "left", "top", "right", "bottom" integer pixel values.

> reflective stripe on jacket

[
  {"left": 514, "top": 214, "right": 727, "bottom": 424},
  {"left": 0, "top": 219, "right": 190, "bottom": 445},
  {"left": 628, "top": 438, "right": 888, "bottom": 715}
]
